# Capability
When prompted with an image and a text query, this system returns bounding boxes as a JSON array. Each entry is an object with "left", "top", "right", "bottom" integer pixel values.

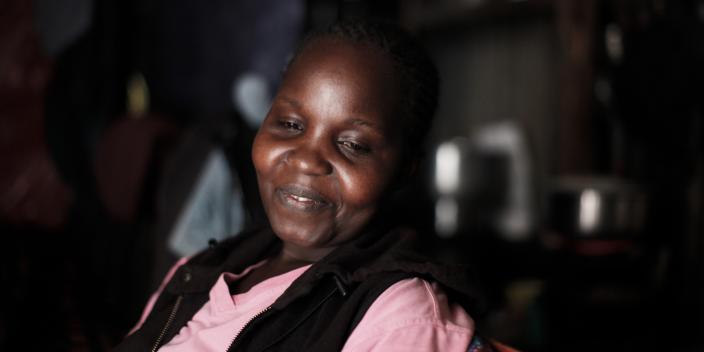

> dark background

[{"left": 1, "top": 0, "right": 703, "bottom": 351}]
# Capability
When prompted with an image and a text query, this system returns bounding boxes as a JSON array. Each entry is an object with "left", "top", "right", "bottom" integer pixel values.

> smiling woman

[{"left": 115, "top": 20, "right": 493, "bottom": 352}]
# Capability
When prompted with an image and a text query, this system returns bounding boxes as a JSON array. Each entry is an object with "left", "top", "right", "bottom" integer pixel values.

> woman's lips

[{"left": 275, "top": 185, "right": 332, "bottom": 212}]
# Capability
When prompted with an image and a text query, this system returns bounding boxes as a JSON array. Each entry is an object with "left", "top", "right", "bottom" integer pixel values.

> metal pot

[{"left": 546, "top": 176, "right": 648, "bottom": 239}]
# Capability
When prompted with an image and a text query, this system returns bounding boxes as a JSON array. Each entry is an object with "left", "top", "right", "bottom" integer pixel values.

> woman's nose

[{"left": 287, "top": 143, "right": 333, "bottom": 176}]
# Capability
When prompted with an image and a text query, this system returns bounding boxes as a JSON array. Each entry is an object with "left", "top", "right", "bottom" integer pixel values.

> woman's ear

[
  {"left": 385, "top": 157, "right": 421, "bottom": 220},
  {"left": 390, "top": 157, "right": 418, "bottom": 192}
]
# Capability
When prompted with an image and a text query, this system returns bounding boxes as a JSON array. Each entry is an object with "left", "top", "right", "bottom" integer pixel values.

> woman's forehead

[
  {"left": 278, "top": 38, "right": 404, "bottom": 128},
  {"left": 289, "top": 38, "right": 394, "bottom": 82}
]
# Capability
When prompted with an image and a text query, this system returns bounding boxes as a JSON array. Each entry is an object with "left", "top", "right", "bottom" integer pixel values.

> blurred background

[{"left": 1, "top": 0, "right": 703, "bottom": 350}]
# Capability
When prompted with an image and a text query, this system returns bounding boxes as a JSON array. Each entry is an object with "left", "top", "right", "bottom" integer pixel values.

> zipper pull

[{"left": 333, "top": 275, "right": 348, "bottom": 297}]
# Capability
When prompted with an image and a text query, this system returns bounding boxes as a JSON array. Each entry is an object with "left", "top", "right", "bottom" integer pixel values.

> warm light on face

[{"left": 251, "top": 39, "right": 404, "bottom": 260}]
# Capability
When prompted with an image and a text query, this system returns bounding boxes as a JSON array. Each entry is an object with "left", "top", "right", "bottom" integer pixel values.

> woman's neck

[
  {"left": 277, "top": 243, "right": 335, "bottom": 265},
  {"left": 229, "top": 251, "right": 312, "bottom": 295}
]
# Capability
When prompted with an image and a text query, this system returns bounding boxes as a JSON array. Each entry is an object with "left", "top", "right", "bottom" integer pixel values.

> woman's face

[{"left": 252, "top": 38, "right": 405, "bottom": 260}]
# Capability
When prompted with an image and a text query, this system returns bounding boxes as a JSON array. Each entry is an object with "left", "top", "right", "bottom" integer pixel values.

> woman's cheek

[
  {"left": 251, "top": 133, "right": 267, "bottom": 172},
  {"left": 253, "top": 135, "right": 286, "bottom": 174},
  {"left": 339, "top": 167, "right": 385, "bottom": 206}
]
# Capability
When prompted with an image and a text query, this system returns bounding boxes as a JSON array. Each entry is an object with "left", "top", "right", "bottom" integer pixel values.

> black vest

[{"left": 114, "top": 226, "right": 485, "bottom": 351}]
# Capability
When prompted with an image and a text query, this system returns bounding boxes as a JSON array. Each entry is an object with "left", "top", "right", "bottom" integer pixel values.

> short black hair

[{"left": 292, "top": 20, "right": 440, "bottom": 162}]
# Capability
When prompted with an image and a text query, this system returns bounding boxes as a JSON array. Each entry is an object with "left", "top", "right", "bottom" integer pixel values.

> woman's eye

[
  {"left": 339, "top": 140, "right": 371, "bottom": 154},
  {"left": 277, "top": 120, "right": 303, "bottom": 132}
]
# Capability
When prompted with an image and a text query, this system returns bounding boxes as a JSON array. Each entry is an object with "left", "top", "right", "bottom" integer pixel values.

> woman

[{"left": 116, "top": 20, "right": 489, "bottom": 351}]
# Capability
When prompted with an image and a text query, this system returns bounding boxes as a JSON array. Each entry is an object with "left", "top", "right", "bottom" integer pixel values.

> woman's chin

[
  {"left": 272, "top": 227, "right": 339, "bottom": 262},
  {"left": 272, "top": 222, "right": 331, "bottom": 248}
]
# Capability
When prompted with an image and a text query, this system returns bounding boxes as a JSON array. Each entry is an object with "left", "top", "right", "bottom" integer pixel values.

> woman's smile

[{"left": 275, "top": 184, "right": 333, "bottom": 212}]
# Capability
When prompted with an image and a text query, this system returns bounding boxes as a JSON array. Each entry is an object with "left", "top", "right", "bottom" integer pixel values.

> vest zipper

[
  {"left": 226, "top": 306, "right": 272, "bottom": 351},
  {"left": 151, "top": 294, "right": 184, "bottom": 352},
  {"left": 226, "top": 276, "right": 347, "bottom": 351}
]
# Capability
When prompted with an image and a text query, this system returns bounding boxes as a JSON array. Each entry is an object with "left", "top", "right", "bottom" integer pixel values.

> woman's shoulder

[
  {"left": 342, "top": 277, "right": 475, "bottom": 351},
  {"left": 366, "top": 277, "right": 475, "bottom": 330}
]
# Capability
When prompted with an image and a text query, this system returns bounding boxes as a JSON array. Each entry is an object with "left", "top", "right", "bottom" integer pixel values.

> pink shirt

[{"left": 132, "top": 259, "right": 475, "bottom": 351}]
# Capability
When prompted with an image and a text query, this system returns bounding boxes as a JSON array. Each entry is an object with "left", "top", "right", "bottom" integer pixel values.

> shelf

[{"left": 402, "top": 0, "right": 555, "bottom": 33}]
